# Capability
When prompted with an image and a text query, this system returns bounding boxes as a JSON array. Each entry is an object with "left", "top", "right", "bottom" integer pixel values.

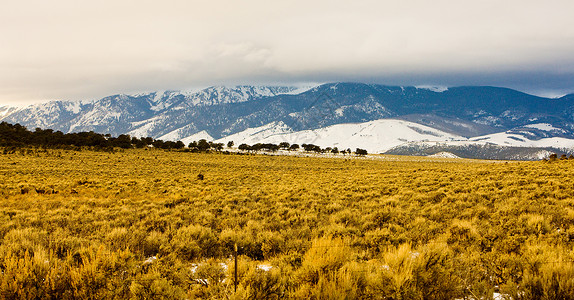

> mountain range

[{"left": 2, "top": 82, "right": 574, "bottom": 160}]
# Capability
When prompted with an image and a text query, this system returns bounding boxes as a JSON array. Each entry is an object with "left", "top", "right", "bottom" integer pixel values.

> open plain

[{"left": 1, "top": 148, "right": 573, "bottom": 299}]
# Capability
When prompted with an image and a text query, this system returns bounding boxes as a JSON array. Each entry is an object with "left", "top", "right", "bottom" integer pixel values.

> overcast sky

[{"left": 2, "top": 0, "right": 574, "bottom": 106}]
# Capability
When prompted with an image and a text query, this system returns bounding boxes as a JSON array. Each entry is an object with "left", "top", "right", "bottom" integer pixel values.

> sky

[{"left": 2, "top": 0, "right": 574, "bottom": 106}]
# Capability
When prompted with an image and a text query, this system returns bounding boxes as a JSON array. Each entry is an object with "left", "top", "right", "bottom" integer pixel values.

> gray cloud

[{"left": 1, "top": 0, "right": 574, "bottom": 105}]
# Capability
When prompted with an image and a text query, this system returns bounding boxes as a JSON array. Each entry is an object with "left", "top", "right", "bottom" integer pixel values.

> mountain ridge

[{"left": 2, "top": 82, "right": 574, "bottom": 159}]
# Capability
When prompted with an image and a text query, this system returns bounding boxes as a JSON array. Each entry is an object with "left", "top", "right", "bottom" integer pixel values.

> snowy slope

[
  {"left": 523, "top": 123, "right": 566, "bottom": 132},
  {"left": 180, "top": 131, "right": 214, "bottom": 145},
  {"left": 5, "top": 101, "right": 88, "bottom": 130},
  {"left": 470, "top": 132, "right": 574, "bottom": 149},
  {"left": 464, "top": 123, "right": 574, "bottom": 150},
  {"left": 213, "top": 121, "right": 293, "bottom": 145},
  {"left": 216, "top": 119, "right": 464, "bottom": 153},
  {"left": 126, "top": 116, "right": 166, "bottom": 138},
  {"left": 385, "top": 123, "right": 574, "bottom": 160},
  {"left": 391, "top": 131, "right": 574, "bottom": 150},
  {"left": 158, "top": 124, "right": 203, "bottom": 142},
  {"left": 210, "top": 119, "right": 574, "bottom": 156}
]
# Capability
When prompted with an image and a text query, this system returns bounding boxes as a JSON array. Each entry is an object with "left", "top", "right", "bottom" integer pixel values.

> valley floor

[{"left": 0, "top": 148, "right": 573, "bottom": 299}]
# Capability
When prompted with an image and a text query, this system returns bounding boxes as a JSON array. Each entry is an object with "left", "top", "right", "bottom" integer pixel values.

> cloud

[{"left": 1, "top": 0, "right": 574, "bottom": 105}]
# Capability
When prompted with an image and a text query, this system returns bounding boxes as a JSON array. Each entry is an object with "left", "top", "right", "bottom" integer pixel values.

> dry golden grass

[{"left": 1, "top": 148, "right": 574, "bottom": 299}]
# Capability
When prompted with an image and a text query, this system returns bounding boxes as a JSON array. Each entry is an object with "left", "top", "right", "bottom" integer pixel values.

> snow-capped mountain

[
  {"left": 1, "top": 86, "right": 299, "bottom": 138},
  {"left": 2, "top": 82, "right": 574, "bottom": 159}
]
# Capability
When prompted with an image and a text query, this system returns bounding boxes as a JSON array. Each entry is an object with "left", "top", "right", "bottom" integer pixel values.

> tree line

[
  {"left": 0, "top": 122, "right": 184, "bottom": 150},
  {"left": 237, "top": 142, "right": 368, "bottom": 155},
  {"left": 0, "top": 121, "right": 368, "bottom": 155}
]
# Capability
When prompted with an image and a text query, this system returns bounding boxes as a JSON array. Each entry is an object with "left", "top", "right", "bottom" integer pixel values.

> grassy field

[{"left": 1, "top": 148, "right": 574, "bottom": 299}]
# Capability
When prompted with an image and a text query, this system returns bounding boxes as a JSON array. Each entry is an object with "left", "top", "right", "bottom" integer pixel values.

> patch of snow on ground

[
  {"left": 493, "top": 292, "right": 506, "bottom": 300},
  {"left": 454, "top": 292, "right": 508, "bottom": 300},
  {"left": 258, "top": 264, "right": 273, "bottom": 271},
  {"left": 143, "top": 256, "right": 157, "bottom": 264}
]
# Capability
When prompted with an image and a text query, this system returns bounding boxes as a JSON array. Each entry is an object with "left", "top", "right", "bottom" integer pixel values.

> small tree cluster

[
  {"left": 302, "top": 143, "right": 322, "bottom": 152},
  {"left": 152, "top": 140, "right": 185, "bottom": 150},
  {"left": 237, "top": 143, "right": 280, "bottom": 152},
  {"left": 188, "top": 139, "right": 224, "bottom": 152}
]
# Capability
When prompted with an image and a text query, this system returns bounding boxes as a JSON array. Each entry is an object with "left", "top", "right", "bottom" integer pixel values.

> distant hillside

[{"left": 384, "top": 142, "right": 564, "bottom": 161}]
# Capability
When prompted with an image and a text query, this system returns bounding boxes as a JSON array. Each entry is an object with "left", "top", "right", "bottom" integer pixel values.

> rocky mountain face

[{"left": 2, "top": 82, "right": 574, "bottom": 159}]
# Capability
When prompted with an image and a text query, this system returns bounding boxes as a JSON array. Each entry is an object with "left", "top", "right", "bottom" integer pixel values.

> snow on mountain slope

[
  {"left": 2, "top": 101, "right": 83, "bottom": 129},
  {"left": 126, "top": 116, "right": 165, "bottom": 138},
  {"left": 213, "top": 121, "right": 293, "bottom": 145},
  {"left": 215, "top": 119, "right": 464, "bottom": 153},
  {"left": 0, "top": 106, "right": 19, "bottom": 118},
  {"left": 397, "top": 129, "right": 574, "bottom": 150},
  {"left": 158, "top": 124, "right": 201, "bottom": 142},
  {"left": 125, "top": 86, "right": 301, "bottom": 137},
  {"left": 170, "top": 86, "right": 298, "bottom": 109},
  {"left": 147, "top": 91, "right": 186, "bottom": 111},
  {"left": 470, "top": 132, "right": 574, "bottom": 149},
  {"left": 2, "top": 85, "right": 299, "bottom": 137},
  {"left": 181, "top": 131, "right": 214, "bottom": 145},
  {"left": 523, "top": 123, "right": 567, "bottom": 133}
]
